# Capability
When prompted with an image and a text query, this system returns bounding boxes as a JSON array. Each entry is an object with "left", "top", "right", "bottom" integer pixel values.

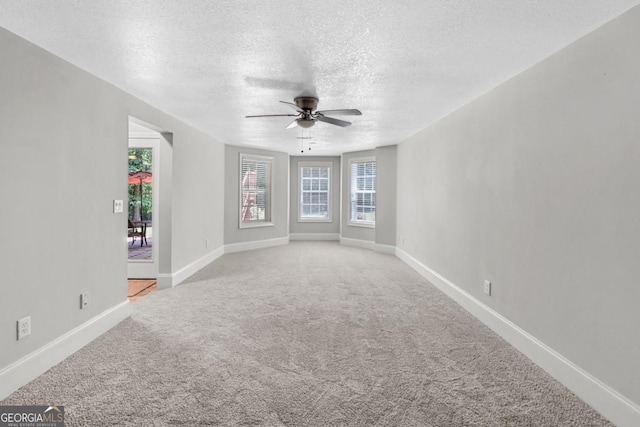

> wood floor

[{"left": 127, "top": 279, "right": 157, "bottom": 303}]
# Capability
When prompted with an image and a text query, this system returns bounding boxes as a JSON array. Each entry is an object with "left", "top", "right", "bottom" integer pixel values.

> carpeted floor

[{"left": 2, "top": 242, "right": 612, "bottom": 426}]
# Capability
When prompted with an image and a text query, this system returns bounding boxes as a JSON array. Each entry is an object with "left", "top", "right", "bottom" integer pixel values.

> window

[
  {"left": 349, "top": 157, "right": 376, "bottom": 227},
  {"left": 299, "top": 162, "right": 331, "bottom": 222},
  {"left": 239, "top": 154, "right": 273, "bottom": 228}
]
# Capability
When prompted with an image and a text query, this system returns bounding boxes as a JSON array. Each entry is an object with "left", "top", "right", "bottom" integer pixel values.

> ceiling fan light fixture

[{"left": 296, "top": 118, "right": 315, "bottom": 128}]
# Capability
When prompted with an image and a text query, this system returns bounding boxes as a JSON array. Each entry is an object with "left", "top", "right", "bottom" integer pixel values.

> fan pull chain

[
  {"left": 300, "top": 129, "right": 304, "bottom": 153},
  {"left": 297, "top": 129, "right": 314, "bottom": 153}
]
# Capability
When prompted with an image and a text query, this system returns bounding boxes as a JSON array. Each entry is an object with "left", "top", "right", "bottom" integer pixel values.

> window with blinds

[
  {"left": 299, "top": 162, "right": 331, "bottom": 222},
  {"left": 239, "top": 154, "right": 273, "bottom": 228},
  {"left": 349, "top": 158, "right": 376, "bottom": 226}
]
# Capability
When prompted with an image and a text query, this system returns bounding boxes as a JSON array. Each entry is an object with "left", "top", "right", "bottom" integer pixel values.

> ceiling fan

[{"left": 246, "top": 96, "right": 362, "bottom": 129}]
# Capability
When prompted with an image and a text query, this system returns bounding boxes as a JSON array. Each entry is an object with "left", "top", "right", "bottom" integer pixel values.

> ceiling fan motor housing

[{"left": 294, "top": 96, "right": 319, "bottom": 111}]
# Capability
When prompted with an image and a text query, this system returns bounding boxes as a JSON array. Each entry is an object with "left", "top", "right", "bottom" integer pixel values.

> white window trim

[
  {"left": 239, "top": 153, "right": 274, "bottom": 229},
  {"left": 298, "top": 161, "right": 332, "bottom": 223},
  {"left": 348, "top": 156, "right": 376, "bottom": 228}
]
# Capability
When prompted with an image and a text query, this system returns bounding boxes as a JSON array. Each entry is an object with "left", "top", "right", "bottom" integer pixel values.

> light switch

[
  {"left": 113, "top": 199, "right": 124, "bottom": 213},
  {"left": 484, "top": 280, "right": 492, "bottom": 296},
  {"left": 80, "top": 292, "right": 89, "bottom": 309}
]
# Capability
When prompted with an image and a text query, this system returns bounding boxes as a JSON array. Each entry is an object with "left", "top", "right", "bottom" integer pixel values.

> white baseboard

[
  {"left": 0, "top": 300, "right": 130, "bottom": 400},
  {"left": 396, "top": 248, "right": 640, "bottom": 427},
  {"left": 339, "top": 236, "right": 375, "bottom": 250},
  {"left": 289, "top": 233, "right": 340, "bottom": 241},
  {"left": 339, "top": 238, "right": 395, "bottom": 255},
  {"left": 156, "top": 273, "right": 173, "bottom": 288},
  {"left": 157, "top": 246, "right": 225, "bottom": 288},
  {"left": 158, "top": 237, "right": 291, "bottom": 287},
  {"left": 224, "top": 236, "right": 289, "bottom": 254},
  {"left": 374, "top": 243, "right": 396, "bottom": 255}
]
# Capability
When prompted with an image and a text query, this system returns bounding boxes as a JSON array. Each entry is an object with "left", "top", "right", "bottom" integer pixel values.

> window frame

[
  {"left": 297, "top": 161, "right": 332, "bottom": 223},
  {"left": 239, "top": 153, "right": 274, "bottom": 229},
  {"left": 348, "top": 156, "right": 376, "bottom": 228}
]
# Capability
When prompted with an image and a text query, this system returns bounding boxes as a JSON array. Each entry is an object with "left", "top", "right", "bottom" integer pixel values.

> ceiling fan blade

[
  {"left": 316, "top": 115, "right": 352, "bottom": 127},
  {"left": 279, "top": 101, "right": 305, "bottom": 113},
  {"left": 245, "top": 114, "right": 299, "bottom": 118},
  {"left": 315, "top": 109, "right": 362, "bottom": 116},
  {"left": 285, "top": 119, "right": 298, "bottom": 129}
]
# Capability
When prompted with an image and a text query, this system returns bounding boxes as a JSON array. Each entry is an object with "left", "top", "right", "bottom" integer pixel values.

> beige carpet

[{"left": 2, "top": 242, "right": 612, "bottom": 426}]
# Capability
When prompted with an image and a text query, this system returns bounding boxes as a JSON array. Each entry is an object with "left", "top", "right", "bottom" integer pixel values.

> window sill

[
  {"left": 298, "top": 218, "right": 333, "bottom": 223},
  {"left": 239, "top": 222, "right": 274, "bottom": 229},
  {"left": 347, "top": 221, "right": 375, "bottom": 229}
]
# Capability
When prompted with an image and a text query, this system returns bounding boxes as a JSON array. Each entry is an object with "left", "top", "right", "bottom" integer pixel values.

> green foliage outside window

[{"left": 128, "top": 148, "right": 153, "bottom": 221}]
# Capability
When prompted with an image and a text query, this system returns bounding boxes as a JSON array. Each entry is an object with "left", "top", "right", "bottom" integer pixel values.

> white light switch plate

[
  {"left": 113, "top": 199, "right": 124, "bottom": 213},
  {"left": 484, "top": 280, "right": 492, "bottom": 296},
  {"left": 81, "top": 292, "right": 89, "bottom": 309}
]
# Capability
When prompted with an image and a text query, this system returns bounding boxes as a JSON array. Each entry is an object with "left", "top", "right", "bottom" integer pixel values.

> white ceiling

[{"left": 1, "top": 1, "right": 639, "bottom": 155}]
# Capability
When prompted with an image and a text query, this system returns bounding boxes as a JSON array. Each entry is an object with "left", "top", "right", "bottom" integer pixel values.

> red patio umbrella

[
  {"left": 128, "top": 171, "right": 152, "bottom": 221},
  {"left": 128, "top": 170, "right": 152, "bottom": 184}
]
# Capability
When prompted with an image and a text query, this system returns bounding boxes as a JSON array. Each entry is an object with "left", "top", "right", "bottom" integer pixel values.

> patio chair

[{"left": 128, "top": 219, "right": 146, "bottom": 246}]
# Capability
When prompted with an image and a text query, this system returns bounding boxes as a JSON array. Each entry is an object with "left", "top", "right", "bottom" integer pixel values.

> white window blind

[
  {"left": 299, "top": 162, "right": 331, "bottom": 222},
  {"left": 349, "top": 158, "right": 376, "bottom": 226},
  {"left": 240, "top": 154, "right": 272, "bottom": 227}
]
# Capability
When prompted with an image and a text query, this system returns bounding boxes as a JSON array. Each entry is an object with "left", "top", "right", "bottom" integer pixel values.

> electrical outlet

[
  {"left": 80, "top": 292, "right": 89, "bottom": 309},
  {"left": 205, "top": 239, "right": 209, "bottom": 248},
  {"left": 113, "top": 199, "right": 124, "bottom": 213},
  {"left": 17, "top": 316, "right": 31, "bottom": 340},
  {"left": 484, "top": 280, "right": 492, "bottom": 296}
]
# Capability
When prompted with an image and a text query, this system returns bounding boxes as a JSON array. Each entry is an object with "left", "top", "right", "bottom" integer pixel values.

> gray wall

[
  {"left": 0, "top": 28, "right": 225, "bottom": 371},
  {"left": 396, "top": 7, "right": 640, "bottom": 406},
  {"left": 289, "top": 156, "right": 341, "bottom": 235},
  {"left": 374, "top": 145, "right": 397, "bottom": 247},
  {"left": 341, "top": 150, "right": 376, "bottom": 242},
  {"left": 171, "top": 129, "right": 225, "bottom": 270},
  {"left": 341, "top": 147, "right": 397, "bottom": 245},
  {"left": 224, "top": 145, "right": 289, "bottom": 244}
]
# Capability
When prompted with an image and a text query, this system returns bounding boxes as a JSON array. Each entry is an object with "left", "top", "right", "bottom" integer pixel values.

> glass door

[{"left": 127, "top": 138, "right": 159, "bottom": 279}]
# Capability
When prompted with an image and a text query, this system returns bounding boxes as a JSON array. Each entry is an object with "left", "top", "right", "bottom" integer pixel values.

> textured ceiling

[{"left": 1, "top": 1, "right": 639, "bottom": 155}]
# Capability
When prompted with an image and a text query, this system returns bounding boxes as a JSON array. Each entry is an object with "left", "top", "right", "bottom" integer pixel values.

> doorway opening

[
  {"left": 128, "top": 147, "right": 153, "bottom": 261},
  {"left": 127, "top": 117, "right": 173, "bottom": 292},
  {"left": 127, "top": 121, "right": 161, "bottom": 292}
]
